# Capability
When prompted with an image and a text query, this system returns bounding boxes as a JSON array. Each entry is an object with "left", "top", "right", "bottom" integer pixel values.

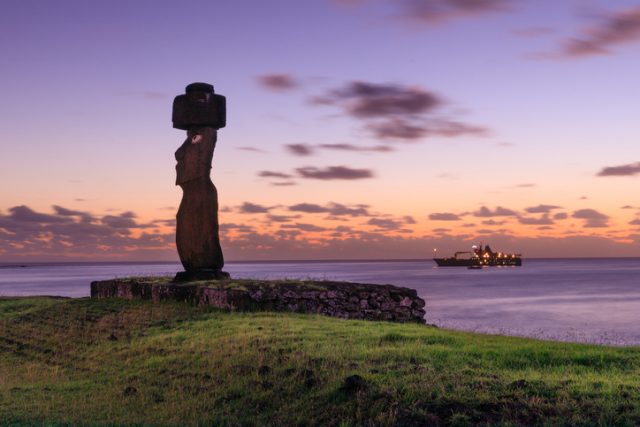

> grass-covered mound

[
  {"left": 91, "top": 277, "right": 426, "bottom": 323},
  {"left": 0, "top": 297, "right": 639, "bottom": 426}
]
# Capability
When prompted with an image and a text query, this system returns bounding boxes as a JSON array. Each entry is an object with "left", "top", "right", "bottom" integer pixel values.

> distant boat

[{"left": 434, "top": 244, "right": 522, "bottom": 267}]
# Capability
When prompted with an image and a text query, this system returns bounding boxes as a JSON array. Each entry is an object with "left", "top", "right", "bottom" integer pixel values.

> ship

[{"left": 433, "top": 244, "right": 522, "bottom": 267}]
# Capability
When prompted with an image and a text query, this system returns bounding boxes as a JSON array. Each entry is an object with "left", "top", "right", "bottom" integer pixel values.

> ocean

[{"left": 1, "top": 258, "right": 639, "bottom": 346}]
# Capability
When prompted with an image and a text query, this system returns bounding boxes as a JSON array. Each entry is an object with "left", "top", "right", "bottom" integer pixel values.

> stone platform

[{"left": 90, "top": 278, "right": 426, "bottom": 323}]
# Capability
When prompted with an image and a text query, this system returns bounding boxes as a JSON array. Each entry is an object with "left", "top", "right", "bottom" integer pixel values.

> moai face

[{"left": 172, "top": 82, "right": 226, "bottom": 130}]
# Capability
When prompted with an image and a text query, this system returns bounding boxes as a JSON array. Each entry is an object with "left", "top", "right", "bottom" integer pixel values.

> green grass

[{"left": 1, "top": 298, "right": 639, "bottom": 426}]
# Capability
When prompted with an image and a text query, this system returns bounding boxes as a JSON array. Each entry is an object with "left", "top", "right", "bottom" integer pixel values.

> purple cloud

[
  {"left": 524, "top": 204, "right": 562, "bottom": 214},
  {"left": 256, "top": 73, "right": 299, "bottom": 91},
  {"left": 258, "top": 171, "right": 293, "bottom": 179},
  {"left": 326, "top": 203, "right": 370, "bottom": 217},
  {"left": 368, "top": 118, "right": 488, "bottom": 141},
  {"left": 281, "top": 223, "right": 327, "bottom": 232},
  {"left": 52, "top": 205, "right": 89, "bottom": 217},
  {"left": 403, "top": 215, "right": 417, "bottom": 224},
  {"left": 367, "top": 218, "right": 404, "bottom": 230},
  {"left": 288, "top": 203, "right": 329, "bottom": 214},
  {"left": 367, "top": 119, "right": 429, "bottom": 140},
  {"left": 518, "top": 215, "right": 554, "bottom": 225},
  {"left": 236, "top": 146, "right": 268, "bottom": 153},
  {"left": 473, "top": 206, "right": 518, "bottom": 217},
  {"left": 318, "top": 143, "right": 394, "bottom": 153},
  {"left": 400, "top": 0, "right": 512, "bottom": 24},
  {"left": 597, "top": 162, "right": 640, "bottom": 177},
  {"left": 102, "top": 212, "right": 143, "bottom": 229},
  {"left": 338, "top": 0, "right": 513, "bottom": 25},
  {"left": 314, "top": 81, "right": 488, "bottom": 142},
  {"left": 296, "top": 166, "right": 374, "bottom": 180},
  {"left": 267, "top": 214, "right": 299, "bottom": 223},
  {"left": 429, "top": 212, "right": 461, "bottom": 221},
  {"left": 327, "top": 81, "right": 441, "bottom": 118},
  {"left": 238, "top": 202, "right": 272, "bottom": 214},
  {"left": 561, "top": 6, "right": 640, "bottom": 58},
  {"left": 0, "top": 205, "right": 174, "bottom": 260},
  {"left": 366, "top": 215, "right": 416, "bottom": 231},
  {"left": 6, "top": 205, "right": 69, "bottom": 223},
  {"left": 288, "top": 202, "right": 370, "bottom": 217},
  {"left": 573, "top": 209, "right": 609, "bottom": 228},
  {"left": 432, "top": 228, "right": 451, "bottom": 234},
  {"left": 219, "top": 223, "right": 256, "bottom": 234},
  {"left": 285, "top": 143, "right": 315, "bottom": 156}
]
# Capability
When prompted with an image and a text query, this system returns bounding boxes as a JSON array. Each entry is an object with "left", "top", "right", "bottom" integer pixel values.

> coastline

[{"left": 2, "top": 259, "right": 640, "bottom": 346}]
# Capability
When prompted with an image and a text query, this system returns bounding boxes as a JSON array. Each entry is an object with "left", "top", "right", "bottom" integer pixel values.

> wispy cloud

[
  {"left": 236, "top": 146, "right": 268, "bottom": 153},
  {"left": 267, "top": 214, "right": 300, "bottom": 223},
  {"left": 518, "top": 214, "right": 554, "bottom": 225},
  {"left": 296, "top": 165, "right": 374, "bottom": 180},
  {"left": 573, "top": 209, "right": 609, "bottom": 228},
  {"left": 258, "top": 171, "right": 293, "bottom": 179},
  {"left": 429, "top": 212, "right": 461, "bottom": 221},
  {"left": 473, "top": 206, "right": 518, "bottom": 217},
  {"left": 321, "top": 81, "right": 441, "bottom": 118},
  {"left": 597, "top": 161, "right": 640, "bottom": 177},
  {"left": 281, "top": 223, "right": 327, "bottom": 232},
  {"left": 288, "top": 202, "right": 370, "bottom": 217},
  {"left": 288, "top": 203, "right": 330, "bottom": 214},
  {"left": 559, "top": 6, "right": 640, "bottom": 58},
  {"left": 318, "top": 143, "right": 394, "bottom": 153},
  {"left": 524, "top": 204, "right": 561, "bottom": 214},
  {"left": 337, "top": 0, "right": 513, "bottom": 25},
  {"left": 238, "top": 202, "right": 272, "bottom": 214},
  {"left": 367, "top": 217, "right": 413, "bottom": 231},
  {"left": 256, "top": 73, "right": 299, "bottom": 91},
  {"left": 312, "top": 81, "right": 487, "bottom": 142},
  {"left": 285, "top": 143, "right": 315, "bottom": 156}
]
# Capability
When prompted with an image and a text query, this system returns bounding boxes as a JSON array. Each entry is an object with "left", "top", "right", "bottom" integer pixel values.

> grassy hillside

[{"left": 0, "top": 297, "right": 639, "bottom": 426}]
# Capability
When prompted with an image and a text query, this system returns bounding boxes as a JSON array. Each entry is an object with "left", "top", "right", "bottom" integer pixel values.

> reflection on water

[{"left": 1, "top": 258, "right": 639, "bottom": 346}]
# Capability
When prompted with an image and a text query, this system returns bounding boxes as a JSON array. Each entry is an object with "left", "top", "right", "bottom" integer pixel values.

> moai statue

[{"left": 172, "top": 82, "right": 229, "bottom": 281}]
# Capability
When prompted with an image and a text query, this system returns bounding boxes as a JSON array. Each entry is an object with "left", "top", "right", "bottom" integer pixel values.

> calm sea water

[{"left": 1, "top": 258, "right": 639, "bottom": 346}]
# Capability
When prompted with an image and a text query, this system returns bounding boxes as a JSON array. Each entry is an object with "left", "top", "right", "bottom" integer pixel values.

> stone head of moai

[{"left": 172, "top": 82, "right": 229, "bottom": 282}]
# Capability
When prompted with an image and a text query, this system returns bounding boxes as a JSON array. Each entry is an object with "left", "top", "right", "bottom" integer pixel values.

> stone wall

[{"left": 91, "top": 278, "right": 426, "bottom": 323}]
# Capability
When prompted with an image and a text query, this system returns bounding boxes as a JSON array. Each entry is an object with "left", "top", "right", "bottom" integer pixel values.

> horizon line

[{"left": 2, "top": 256, "right": 640, "bottom": 267}]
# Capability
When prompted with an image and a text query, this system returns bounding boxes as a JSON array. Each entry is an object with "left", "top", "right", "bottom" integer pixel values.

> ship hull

[{"left": 434, "top": 258, "right": 477, "bottom": 267}]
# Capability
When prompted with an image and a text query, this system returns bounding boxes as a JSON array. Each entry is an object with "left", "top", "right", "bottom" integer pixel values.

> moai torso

[{"left": 175, "top": 128, "right": 216, "bottom": 186}]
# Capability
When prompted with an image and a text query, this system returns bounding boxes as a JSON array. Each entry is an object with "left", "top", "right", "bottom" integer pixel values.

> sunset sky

[{"left": 1, "top": 0, "right": 640, "bottom": 261}]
